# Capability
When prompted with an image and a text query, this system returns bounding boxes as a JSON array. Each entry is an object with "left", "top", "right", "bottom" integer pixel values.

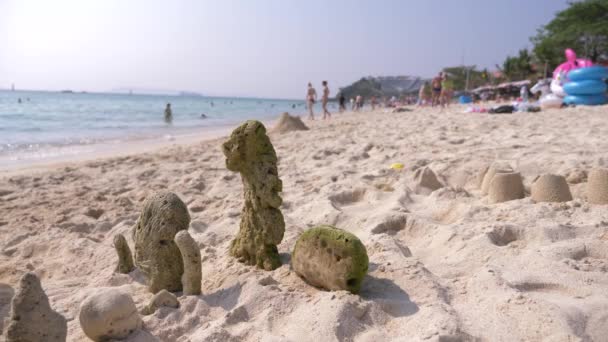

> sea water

[{"left": 0, "top": 90, "right": 311, "bottom": 167}]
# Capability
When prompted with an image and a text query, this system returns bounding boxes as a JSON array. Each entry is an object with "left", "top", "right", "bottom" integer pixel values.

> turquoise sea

[{"left": 0, "top": 90, "right": 314, "bottom": 165}]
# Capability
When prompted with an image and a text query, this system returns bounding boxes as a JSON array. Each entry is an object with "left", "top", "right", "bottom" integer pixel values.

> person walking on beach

[
  {"left": 164, "top": 103, "right": 173, "bottom": 124},
  {"left": 431, "top": 72, "right": 443, "bottom": 107},
  {"left": 306, "top": 83, "right": 317, "bottom": 120},
  {"left": 321, "top": 81, "right": 331, "bottom": 119},
  {"left": 339, "top": 94, "right": 346, "bottom": 113},
  {"left": 355, "top": 95, "right": 362, "bottom": 111},
  {"left": 371, "top": 96, "right": 378, "bottom": 111},
  {"left": 440, "top": 74, "right": 454, "bottom": 108},
  {"left": 417, "top": 82, "right": 428, "bottom": 106}
]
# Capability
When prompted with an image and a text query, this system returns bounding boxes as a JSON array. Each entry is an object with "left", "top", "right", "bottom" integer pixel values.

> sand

[{"left": 1, "top": 104, "right": 607, "bottom": 341}]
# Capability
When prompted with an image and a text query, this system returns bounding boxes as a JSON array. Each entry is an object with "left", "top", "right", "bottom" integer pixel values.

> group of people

[
  {"left": 417, "top": 72, "right": 454, "bottom": 107},
  {"left": 306, "top": 81, "right": 332, "bottom": 120}
]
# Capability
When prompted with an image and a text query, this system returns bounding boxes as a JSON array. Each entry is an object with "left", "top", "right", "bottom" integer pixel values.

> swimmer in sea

[{"left": 164, "top": 103, "right": 173, "bottom": 124}]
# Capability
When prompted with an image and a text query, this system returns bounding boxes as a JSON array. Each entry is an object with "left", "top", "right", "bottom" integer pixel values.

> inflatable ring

[
  {"left": 567, "top": 66, "right": 608, "bottom": 81},
  {"left": 564, "top": 80, "right": 607, "bottom": 95},
  {"left": 564, "top": 94, "right": 608, "bottom": 106}
]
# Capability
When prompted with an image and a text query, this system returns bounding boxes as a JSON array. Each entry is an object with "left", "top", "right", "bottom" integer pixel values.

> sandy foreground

[{"left": 1, "top": 105, "right": 607, "bottom": 342}]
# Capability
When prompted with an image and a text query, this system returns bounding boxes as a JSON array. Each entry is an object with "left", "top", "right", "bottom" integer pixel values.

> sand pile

[
  {"left": 1, "top": 105, "right": 608, "bottom": 341},
  {"left": 272, "top": 112, "right": 309, "bottom": 134}
]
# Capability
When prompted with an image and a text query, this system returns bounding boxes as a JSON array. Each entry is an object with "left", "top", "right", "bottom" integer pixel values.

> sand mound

[
  {"left": 531, "top": 174, "right": 573, "bottom": 203},
  {"left": 488, "top": 172, "right": 525, "bottom": 203},
  {"left": 587, "top": 168, "right": 608, "bottom": 204},
  {"left": 272, "top": 112, "right": 309, "bottom": 134},
  {"left": 480, "top": 162, "right": 513, "bottom": 195}
]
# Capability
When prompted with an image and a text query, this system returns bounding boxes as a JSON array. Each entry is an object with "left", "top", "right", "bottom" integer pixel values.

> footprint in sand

[{"left": 328, "top": 188, "right": 367, "bottom": 208}]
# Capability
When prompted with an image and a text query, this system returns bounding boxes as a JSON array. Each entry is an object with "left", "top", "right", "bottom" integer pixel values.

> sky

[{"left": 0, "top": 0, "right": 571, "bottom": 99}]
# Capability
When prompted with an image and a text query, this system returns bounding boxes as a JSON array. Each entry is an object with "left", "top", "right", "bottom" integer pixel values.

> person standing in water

[
  {"left": 321, "top": 81, "right": 331, "bottom": 119},
  {"left": 164, "top": 103, "right": 173, "bottom": 124},
  {"left": 306, "top": 83, "right": 317, "bottom": 120},
  {"left": 338, "top": 94, "right": 346, "bottom": 113}
]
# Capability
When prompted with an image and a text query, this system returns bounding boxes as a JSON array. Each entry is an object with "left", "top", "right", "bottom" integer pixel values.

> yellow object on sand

[{"left": 390, "top": 163, "right": 404, "bottom": 170}]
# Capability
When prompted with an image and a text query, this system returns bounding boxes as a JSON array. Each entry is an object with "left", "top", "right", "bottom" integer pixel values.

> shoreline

[{"left": 0, "top": 118, "right": 278, "bottom": 175}]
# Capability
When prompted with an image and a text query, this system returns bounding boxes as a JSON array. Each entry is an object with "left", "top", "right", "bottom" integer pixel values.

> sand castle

[
  {"left": 488, "top": 172, "right": 525, "bottom": 203},
  {"left": 292, "top": 225, "right": 369, "bottom": 294},
  {"left": 132, "top": 191, "right": 191, "bottom": 293},
  {"left": 3, "top": 273, "right": 67, "bottom": 342},
  {"left": 79, "top": 289, "right": 141, "bottom": 341},
  {"left": 222, "top": 120, "right": 285, "bottom": 270},
  {"left": 480, "top": 162, "right": 513, "bottom": 195},
  {"left": 273, "top": 112, "right": 309, "bottom": 134},
  {"left": 587, "top": 168, "right": 608, "bottom": 204},
  {"left": 113, "top": 233, "right": 134, "bottom": 274},
  {"left": 174, "top": 230, "right": 202, "bottom": 295},
  {"left": 413, "top": 166, "right": 443, "bottom": 194},
  {"left": 531, "top": 174, "right": 573, "bottom": 203}
]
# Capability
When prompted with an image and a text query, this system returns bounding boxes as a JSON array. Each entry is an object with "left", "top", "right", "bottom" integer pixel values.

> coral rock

[
  {"left": 272, "top": 112, "right": 309, "bottom": 134},
  {"left": 587, "top": 168, "right": 608, "bottom": 204},
  {"left": 79, "top": 289, "right": 141, "bottom": 342},
  {"left": 531, "top": 174, "right": 573, "bottom": 203},
  {"left": 175, "top": 230, "right": 202, "bottom": 295},
  {"left": 292, "top": 225, "right": 369, "bottom": 294},
  {"left": 222, "top": 120, "right": 285, "bottom": 270},
  {"left": 4, "top": 273, "right": 67, "bottom": 342},
  {"left": 141, "top": 289, "right": 179, "bottom": 315},
  {"left": 113, "top": 233, "right": 134, "bottom": 274},
  {"left": 488, "top": 172, "right": 525, "bottom": 203},
  {"left": 413, "top": 166, "right": 443, "bottom": 194},
  {"left": 132, "top": 191, "right": 190, "bottom": 293}
]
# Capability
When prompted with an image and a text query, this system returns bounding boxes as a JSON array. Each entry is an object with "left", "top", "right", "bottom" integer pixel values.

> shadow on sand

[
  {"left": 360, "top": 275, "right": 419, "bottom": 317},
  {"left": 0, "top": 283, "right": 15, "bottom": 333}
]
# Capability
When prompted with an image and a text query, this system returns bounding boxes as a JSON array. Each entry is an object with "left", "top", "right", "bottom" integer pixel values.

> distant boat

[
  {"left": 61, "top": 90, "right": 74, "bottom": 93},
  {"left": 11, "top": 83, "right": 14, "bottom": 91},
  {"left": 178, "top": 91, "right": 203, "bottom": 97}
]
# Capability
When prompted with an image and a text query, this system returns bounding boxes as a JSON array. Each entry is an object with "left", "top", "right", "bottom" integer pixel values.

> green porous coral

[
  {"left": 222, "top": 120, "right": 285, "bottom": 270},
  {"left": 132, "top": 191, "right": 191, "bottom": 293},
  {"left": 292, "top": 225, "right": 369, "bottom": 294}
]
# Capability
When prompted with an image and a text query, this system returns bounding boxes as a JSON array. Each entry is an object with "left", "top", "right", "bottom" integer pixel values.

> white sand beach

[{"left": 1, "top": 105, "right": 607, "bottom": 341}]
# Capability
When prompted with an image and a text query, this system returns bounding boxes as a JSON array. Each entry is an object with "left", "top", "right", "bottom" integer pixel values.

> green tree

[
  {"left": 441, "top": 66, "right": 490, "bottom": 91},
  {"left": 531, "top": 0, "right": 608, "bottom": 70},
  {"left": 500, "top": 49, "right": 534, "bottom": 81}
]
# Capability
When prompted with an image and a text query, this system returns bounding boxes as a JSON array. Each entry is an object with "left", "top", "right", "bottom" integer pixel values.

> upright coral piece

[
  {"left": 175, "top": 230, "right": 202, "bottom": 295},
  {"left": 222, "top": 120, "right": 285, "bottom": 270},
  {"left": 132, "top": 191, "right": 191, "bottom": 293},
  {"left": 113, "top": 233, "right": 135, "bottom": 274},
  {"left": 4, "top": 272, "right": 67, "bottom": 342}
]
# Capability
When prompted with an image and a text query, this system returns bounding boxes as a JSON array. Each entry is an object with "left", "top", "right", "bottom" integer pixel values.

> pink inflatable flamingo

[
  {"left": 551, "top": 49, "right": 593, "bottom": 97},
  {"left": 553, "top": 49, "right": 593, "bottom": 79}
]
